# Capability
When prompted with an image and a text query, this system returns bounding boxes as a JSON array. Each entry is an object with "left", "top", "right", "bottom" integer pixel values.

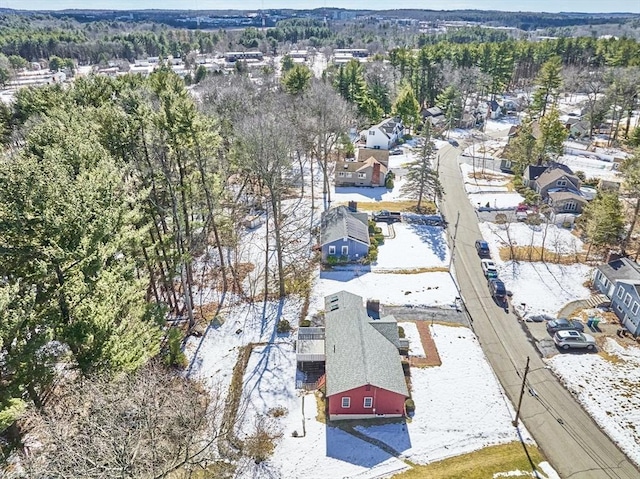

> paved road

[{"left": 437, "top": 144, "right": 639, "bottom": 479}]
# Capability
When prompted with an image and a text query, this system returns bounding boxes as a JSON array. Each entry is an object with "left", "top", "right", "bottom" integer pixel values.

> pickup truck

[{"left": 372, "top": 210, "right": 402, "bottom": 223}]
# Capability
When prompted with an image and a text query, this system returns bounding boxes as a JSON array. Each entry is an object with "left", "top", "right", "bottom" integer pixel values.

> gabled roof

[
  {"left": 320, "top": 206, "right": 370, "bottom": 247},
  {"left": 370, "top": 117, "right": 403, "bottom": 137},
  {"left": 423, "top": 106, "right": 443, "bottom": 117},
  {"left": 356, "top": 156, "right": 388, "bottom": 174},
  {"left": 548, "top": 190, "right": 587, "bottom": 203},
  {"left": 324, "top": 291, "right": 408, "bottom": 398},
  {"left": 524, "top": 165, "right": 548, "bottom": 182},
  {"left": 597, "top": 258, "right": 640, "bottom": 283},
  {"left": 535, "top": 165, "right": 579, "bottom": 190}
]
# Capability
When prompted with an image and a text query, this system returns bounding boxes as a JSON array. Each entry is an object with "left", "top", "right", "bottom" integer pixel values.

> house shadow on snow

[
  {"left": 334, "top": 186, "right": 391, "bottom": 201},
  {"left": 405, "top": 223, "right": 448, "bottom": 262},
  {"left": 325, "top": 419, "right": 411, "bottom": 467},
  {"left": 319, "top": 265, "right": 372, "bottom": 282}
]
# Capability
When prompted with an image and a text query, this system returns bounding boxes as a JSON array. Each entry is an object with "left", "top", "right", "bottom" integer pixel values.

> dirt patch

[
  {"left": 376, "top": 267, "right": 449, "bottom": 274},
  {"left": 406, "top": 320, "right": 442, "bottom": 368},
  {"left": 334, "top": 200, "right": 437, "bottom": 214}
]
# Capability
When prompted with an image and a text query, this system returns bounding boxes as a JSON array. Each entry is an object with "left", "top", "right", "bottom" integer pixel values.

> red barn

[{"left": 324, "top": 291, "right": 409, "bottom": 420}]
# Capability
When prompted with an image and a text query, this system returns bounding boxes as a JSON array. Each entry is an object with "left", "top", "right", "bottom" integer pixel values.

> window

[
  {"left": 328, "top": 246, "right": 336, "bottom": 255},
  {"left": 564, "top": 201, "right": 576, "bottom": 211},
  {"left": 625, "top": 293, "right": 632, "bottom": 307},
  {"left": 632, "top": 302, "right": 639, "bottom": 315},
  {"left": 358, "top": 173, "right": 366, "bottom": 179},
  {"left": 341, "top": 397, "right": 350, "bottom": 408},
  {"left": 617, "top": 304, "right": 623, "bottom": 312},
  {"left": 346, "top": 173, "right": 353, "bottom": 178},
  {"left": 617, "top": 286, "right": 625, "bottom": 299},
  {"left": 595, "top": 271, "right": 602, "bottom": 282},
  {"left": 557, "top": 179, "right": 567, "bottom": 187},
  {"left": 363, "top": 397, "right": 373, "bottom": 408},
  {"left": 368, "top": 130, "right": 375, "bottom": 136},
  {"left": 341, "top": 245, "right": 348, "bottom": 256},
  {"left": 338, "top": 172, "right": 345, "bottom": 177}
]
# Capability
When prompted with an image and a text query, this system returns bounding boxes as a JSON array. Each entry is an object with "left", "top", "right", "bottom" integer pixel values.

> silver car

[{"left": 553, "top": 330, "right": 596, "bottom": 351}]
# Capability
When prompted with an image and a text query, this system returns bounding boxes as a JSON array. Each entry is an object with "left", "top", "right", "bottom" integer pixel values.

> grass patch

[
  {"left": 376, "top": 266, "right": 449, "bottom": 274},
  {"left": 598, "top": 349, "right": 626, "bottom": 365},
  {"left": 393, "top": 442, "right": 546, "bottom": 479},
  {"left": 498, "top": 245, "right": 586, "bottom": 264},
  {"left": 335, "top": 200, "right": 436, "bottom": 214},
  {"left": 315, "top": 391, "right": 327, "bottom": 423}
]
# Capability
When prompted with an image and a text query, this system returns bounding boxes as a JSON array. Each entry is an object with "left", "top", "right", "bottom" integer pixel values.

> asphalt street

[{"left": 437, "top": 143, "right": 639, "bottom": 479}]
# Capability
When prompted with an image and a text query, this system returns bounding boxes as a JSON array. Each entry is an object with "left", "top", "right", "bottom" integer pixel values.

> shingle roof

[
  {"left": 356, "top": 156, "right": 388, "bottom": 174},
  {"left": 320, "top": 206, "right": 370, "bottom": 247},
  {"left": 548, "top": 190, "right": 587, "bottom": 203},
  {"left": 535, "top": 166, "right": 579, "bottom": 189},
  {"left": 324, "top": 291, "right": 408, "bottom": 398},
  {"left": 597, "top": 258, "right": 640, "bottom": 283}
]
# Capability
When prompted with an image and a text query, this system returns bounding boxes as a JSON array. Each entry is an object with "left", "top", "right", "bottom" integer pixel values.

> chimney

[
  {"left": 348, "top": 201, "right": 357, "bottom": 212},
  {"left": 372, "top": 162, "right": 381, "bottom": 186},
  {"left": 367, "top": 299, "right": 380, "bottom": 319}
]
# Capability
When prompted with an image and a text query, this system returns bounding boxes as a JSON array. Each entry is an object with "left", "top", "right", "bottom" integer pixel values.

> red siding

[{"left": 328, "top": 385, "right": 406, "bottom": 418}]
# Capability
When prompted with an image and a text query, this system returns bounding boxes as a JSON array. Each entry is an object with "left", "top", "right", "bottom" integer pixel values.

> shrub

[
  {"left": 269, "top": 406, "right": 288, "bottom": 418},
  {"left": 405, "top": 398, "right": 416, "bottom": 413},
  {"left": 164, "top": 328, "right": 187, "bottom": 368},
  {"left": 291, "top": 430, "right": 299, "bottom": 437},
  {"left": 385, "top": 177, "right": 394, "bottom": 189},
  {"left": 326, "top": 255, "right": 338, "bottom": 265},
  {"left": 373, "top": 233, "right": 385, "bottom": 245},
  {"left": 370, "top": 237, "right": 378, "bottom": 247},
  {"left": 398, "top": 326, "right": 405, "bottom": 338},
  {"left": 277, "top": 319, "right": 291, "bottom": 334},
  {"left": 299, "top": 319, "right": 311, "bottom": 327},
  {"left": 403, "top": 133, "right": 413, "bottom": 140}
]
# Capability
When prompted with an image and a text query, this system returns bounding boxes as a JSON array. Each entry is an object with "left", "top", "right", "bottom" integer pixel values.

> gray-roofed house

[
  {"left": 324, "top": 291, "right": 409, "bottom": 420},
  {"left": 335, "top": 156, "right": 388, "bottom": 187},
  {"left": 320, "top": 206, "right": 370, "bottom": 263},
  {"left": 365, "top": 117, "right": 404, "bottom": 150},
  {"left": 594, "top": 258, "right": 640, "bottom": 335},
  {"left": 533, "top": 164, "right": 586, "bottom": 213}
]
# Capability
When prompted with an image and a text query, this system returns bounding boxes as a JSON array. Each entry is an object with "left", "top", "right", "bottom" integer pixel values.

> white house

[{"left": 365, "top": 117, "right": 404, "bottom": 150}]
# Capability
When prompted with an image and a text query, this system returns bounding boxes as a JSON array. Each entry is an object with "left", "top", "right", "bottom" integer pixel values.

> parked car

[
  {"left": 390, "top": 148, "right": 403, "bottom": 155},
  {"left": 481, "top": 259, "right": 498, "bottom": 278},
  {"left": 448, "top": 139, "right": 459, "bottom": 147},
  {"left": 475, "top": 240, "right": 490, "bottom": 257},
  {"left": 372, "top": 210, "right": 402, "bottom": 223},
  {"left": 527, "top": 313, "right": 555, "bottom": 323},
  {"left": 546, "top": 318, "right": 585, "bottom": 334},
  {"left": 553, "top": 330, "right": 596, "bottom": 351},
  {"left": 488, "top": 278, "right": 507, "bottom": 302}
]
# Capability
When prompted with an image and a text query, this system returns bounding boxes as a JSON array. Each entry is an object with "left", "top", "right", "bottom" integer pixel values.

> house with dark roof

[
  {"left": 320, "top": 206, "right": 370, "bottom": 263},
  {"left": 365, "top": 117, "right": 404, "bottom": 150},
  {"left": 324, "top": 291, "right": 409, "bottom": 420},
  {"left": 335, "top": 156, "right": 387, "bottom": 187},
  {"left": 533, "top": 164, "right": 587, "bottom": 213},
  {"left": 594, "top": 258, "right": 640, "bottom": 335}
]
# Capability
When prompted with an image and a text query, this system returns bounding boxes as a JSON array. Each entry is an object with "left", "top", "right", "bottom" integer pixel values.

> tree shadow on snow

[
  {"left": 405, "top": 224, "right": 448, "bottom": 262},
  {"left": 334, "top": 186, "right": 391, "bottom": 201},
  {"left": 319, "top": 266, "right": 371, "bottom": 282},
  {"left": 325, "top": 420, "right": 411, "bottom": 467}
]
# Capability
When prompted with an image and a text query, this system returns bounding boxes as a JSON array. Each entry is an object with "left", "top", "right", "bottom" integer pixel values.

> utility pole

[
  {"left": 513, "top": 356, "right": 530, "bottom": 427},
  {"left": 448, "top": 211, "right": 460, "bottom": 272}
]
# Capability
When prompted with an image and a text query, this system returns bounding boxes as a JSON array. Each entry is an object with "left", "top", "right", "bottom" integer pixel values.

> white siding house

[{"left": 365, "top": 118, "right": 403, "bottom": 150}]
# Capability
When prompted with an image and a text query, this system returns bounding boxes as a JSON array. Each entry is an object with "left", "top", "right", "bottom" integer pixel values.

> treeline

[
  {"left": 266, "top": 18, "right": 333, "bottom": 44},
  {"left": 0, "top": 25, "right": 220, "bottom": 63}
]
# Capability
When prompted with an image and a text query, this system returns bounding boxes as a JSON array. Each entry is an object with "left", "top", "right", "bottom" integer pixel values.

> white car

[
  {"left": 553, "top": 330, "right": 596, "bottom": 351},
  {"left": 481, "top": 259, "right": 498, "bottom": 278}
]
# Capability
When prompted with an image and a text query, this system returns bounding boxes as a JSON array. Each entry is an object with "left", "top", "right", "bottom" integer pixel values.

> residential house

[
  {"left": 523, "top": 165, "right": 549, "bottom": 188},
  {"left": 594, "top": 258, "right": 640, "bottom": 335},
  {"left": 421, "top": 106, "right": 445, "bottom": 127},
  {"left": 324, "top": 291, "right": 409, "bottom": 420},
  {"left": 533, "top": 164, "right": 587, "bottom": 213},
  {"left": 365, "top": 117, "right": 404, "bottom": 150},
  {"left": 479, "top": 100, "right": 501, "bottom": 120},
  {"left": 335, "top": 156, "right": 388, "bottom": 188},
  {"left": 320, "top": 206, "right": 370, "bottom": 263},
  {"left": 569, "top": 120, "right": 591, "bottom": 139},
  {"left": 500, "top": 121, "right": 542, "bottom": 173}
]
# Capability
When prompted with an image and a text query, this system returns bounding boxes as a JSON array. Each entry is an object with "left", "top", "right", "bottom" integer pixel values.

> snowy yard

[
  {"left": 547, "top": 338, "right": 640, "bottom": 467},
  {"left": 375, "top": 222, "right": 449, "bottom": 270},
  {"left": 470, "top": 192, "right": 526, "bottom": 210},
  {"left": 240, "top": 324, "right": 558, "bottom": 478},
  {"left": 478, "top": 222, "right": 591, "bottom": 315},
  {"left": 354, "top": 325, "right": 536, "bottom": 465},
  {"left": 398, "top": 322, "right": 425, "bottom": 358}
]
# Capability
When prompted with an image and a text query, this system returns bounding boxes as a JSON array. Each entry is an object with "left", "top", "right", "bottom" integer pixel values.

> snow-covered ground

[
  {"left": 241, "top": 323, "right": 556, "bottom": 478},
  {"left": 354, "top": 325, "right": 535, "bottom": 464},
  {"left": 478, "top": 222, "right": 592, "bottom": 315},
  {"left": 470, "top": 192, "right": 526, "bottom": 210},
  {"left": 375, "top": 222, "right": 449, "bottom": 270},
  {"left": 547, "top": 338, "right": 640, "bottom": 466},
  {"left": 398, "top": 322, "right": 425, "bottom": 358},
  {"left": 332, "top": 179, "right": 407, "bottom": 203},
  {"left": 557, "top": 152, "right": 621, "bottom": 182}
]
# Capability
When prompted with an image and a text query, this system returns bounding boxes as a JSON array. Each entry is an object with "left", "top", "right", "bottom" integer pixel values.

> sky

[{"left": 5, "top": 1, "right": 640, "bottom": 14}]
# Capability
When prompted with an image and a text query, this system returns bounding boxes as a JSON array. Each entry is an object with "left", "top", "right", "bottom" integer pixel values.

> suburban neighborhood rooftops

[
  {"left": 597, "top": 258, "right": 640, "bottom": 283},
  {"left": 535, "top": 165, "right": 579, "bottom": 189},
  {"left": 320, "top": 206, "right": 370, "bottom": 247},
  {"left": 324, "top": 291, "right": 408, "bottom": 398}
]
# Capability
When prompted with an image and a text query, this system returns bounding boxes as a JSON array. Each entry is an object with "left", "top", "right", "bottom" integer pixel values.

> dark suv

[
  {"left": 475, "top": 240, "right": 490, "bottom": 257},
  {"left": 546, "top": 318, "right": 585, "bottom": 335},
  {"left": 488, "top": 278, "right": 506, "bottom": 302}
]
